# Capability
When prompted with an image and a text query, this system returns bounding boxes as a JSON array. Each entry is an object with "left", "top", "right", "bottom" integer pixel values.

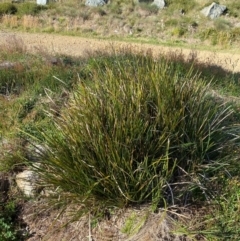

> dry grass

[
  {"left": 0, "top": 0, "right": 240, "bottom": 48},
  {"left": 1, "top": 14, "right": 18, "bottom": 28},
  {"left": 22, "top": 15, "right": 39, "bottom": 31},
  {"left": 22, "top": 200, "right": 191, "bottom": 241}
]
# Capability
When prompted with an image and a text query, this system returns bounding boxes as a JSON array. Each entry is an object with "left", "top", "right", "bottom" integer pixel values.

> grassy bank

[
  {"left": 0, "top": 0, "right": 240, "bottom": 50},
  {"left": 0, "top": 36, "right": 240, "bottom": 240}
]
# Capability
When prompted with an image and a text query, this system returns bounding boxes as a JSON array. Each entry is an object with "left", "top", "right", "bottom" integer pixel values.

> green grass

[
  {"left": 0, "top": 37, "right": 81, "bottom": 171},
  {"left": 0, "top": 0, "right": 240, "bottom": 50},
  {"left": 0, "top": 198, "right": 26, "bottom": 241},
  {"left": 176, "top": 177, "right": 240, "bottom": 240},
  {"left": 16, "top": 2, "right": 48, "bottom": 16},
  {"left": 0, "top": 2, "right": 47, "bottom": 16},
  {"left": 0, "top": 3, "right": 17, "bottom": 15},
  {"left": 206, "top": 178, "right": 240, "bottom": 240}
]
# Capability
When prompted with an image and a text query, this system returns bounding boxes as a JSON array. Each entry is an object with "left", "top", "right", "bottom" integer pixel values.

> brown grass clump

[
  {"left": 1, "top": 14, "right": 18, "bottom": 28},
  {"left": 22, "top": 15, "right": 39, "bottom": 31},
  {"left": 22, "top": 200, "right": 192, "bottom": 241}
]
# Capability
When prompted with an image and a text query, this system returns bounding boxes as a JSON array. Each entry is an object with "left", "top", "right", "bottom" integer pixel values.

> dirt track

[{"left": 1, "top": 30, "right": 240, "bottom": 73}]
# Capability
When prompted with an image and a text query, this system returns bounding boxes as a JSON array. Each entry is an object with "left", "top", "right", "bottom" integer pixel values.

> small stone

[
  {"left": 85, "top": 0, "right": 108, "bottom": 7},
  {"left": 0, "top": 61, "right": 16, "bottom": 70},
  {"left": 16, "top": 170, "right": 38, "bottom": 197},
  {"left": 152, "top": 0, "right": 165, "bottom": 9}
]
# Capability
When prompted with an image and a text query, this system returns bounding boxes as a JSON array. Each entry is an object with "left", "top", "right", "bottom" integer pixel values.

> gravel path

[{"left": 1, "top": 30, "right": 240, "bottom": 73}]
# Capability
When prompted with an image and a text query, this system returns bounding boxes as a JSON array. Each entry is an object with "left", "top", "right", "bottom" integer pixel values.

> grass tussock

[
  {"left": 1, "top": 39, "right": 240, "bottom": 239},
  {"left": 34, "top": 49, "right": 239, "bottom": 215}
]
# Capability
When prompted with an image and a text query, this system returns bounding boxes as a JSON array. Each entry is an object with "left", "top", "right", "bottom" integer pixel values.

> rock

[
  {"left": 37, "top": 0, "right": 47, "bottom": 5},
  {"left": 133, "top": 0, "right": 166, "bottom": 9},
  {"left": 201, "top": 2, "right": 227, "bottom": 19},
  {"left": 16, "top": 170, "right": 39, "bottom": 197},
  {"left": 0, "top": 61, "right": 16, "bottom": 70},
  {"left": 85, "top": 0, "right": 108, "bottom": 7},
  {"left": 151, "top": 0, "right": 165, "bottom": 9}
]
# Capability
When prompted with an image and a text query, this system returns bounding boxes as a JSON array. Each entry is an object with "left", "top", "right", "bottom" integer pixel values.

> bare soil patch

[{"left": 1, "top": 30, "right": 240, "bottom": 73}]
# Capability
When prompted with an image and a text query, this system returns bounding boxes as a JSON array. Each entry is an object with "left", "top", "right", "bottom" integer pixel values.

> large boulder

[
  {"left": 152, "top": 0, "right": 165, "bottom": 9},
  {"left": 85, "top": 0, "right": 108, "bottom": 7},
  {"left": 201, "top": 2, "right": 227, "bottom": 19}
]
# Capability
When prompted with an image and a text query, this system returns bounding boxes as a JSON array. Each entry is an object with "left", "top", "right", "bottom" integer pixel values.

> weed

[
  {"left": 0, "top": 201, "right": 18, "bottom": 241},
  {"left": 121, "top": 211, "right": 148, "bottom": 236},
  {"left": 171, "top": 26, "right": 187, "bottom": 37},
  {"left": 180, "top": 178, "right": 240, "bottom": 240},
  {"left": 18, "top": 97, "right": 38, "bottom": 121}
]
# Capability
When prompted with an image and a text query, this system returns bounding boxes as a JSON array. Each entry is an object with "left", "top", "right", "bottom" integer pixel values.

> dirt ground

[
  {"left": 1, "top": 30, "right": 239, "bottom": 240},
  {"left": 21, "top": 200, "right": 194, "bottom": 241},
  {"left": 1, "top": 30, "right": 240, "bottom": 73}
]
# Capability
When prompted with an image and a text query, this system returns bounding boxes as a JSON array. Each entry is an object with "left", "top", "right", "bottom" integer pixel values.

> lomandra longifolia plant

[{"left": 35, "top": 49, "right": 237, "bottom": 212}]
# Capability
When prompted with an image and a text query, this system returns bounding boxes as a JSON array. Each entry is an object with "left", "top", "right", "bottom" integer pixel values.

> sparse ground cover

[{"left": 0, "top": 0, "right": 240, "bottom": 49}]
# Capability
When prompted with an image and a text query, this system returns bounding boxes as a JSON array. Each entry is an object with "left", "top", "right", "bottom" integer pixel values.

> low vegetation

[
  {"left": 0, "top": 0, "right": 240, "bottom": 239},
  {"left": 0, "top": 0, "right": 240, "bottom": 48},
  {"left": 0, "top": 34, "right": 240, "bottom": 239},
  {"left": 33, "top": 49, "right": 238, "bottom": 211}
]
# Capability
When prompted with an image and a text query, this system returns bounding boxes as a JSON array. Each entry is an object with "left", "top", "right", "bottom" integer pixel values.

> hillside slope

[{"left": 1, "top": 30, "right": 240, "bottom": 73}]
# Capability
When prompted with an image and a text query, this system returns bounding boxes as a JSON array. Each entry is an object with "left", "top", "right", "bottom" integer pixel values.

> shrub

[
  {"left": 212, "top": 179, "right": 240, "bottom": 240},
  {"left": 171, "top": 26, "right": 187, "bottom": 37},
  {"left": 34, "top": 49, "right": 237, "bottom": 213},
  {"left": 0, "top": 3, "right": 17, "bottom": 16},
  {"left": 191, "top": 178, "right": 240, "bottom": 240},
  {"left": 17, "top": 2, "right": 47, "bottom": 16},
  {"left": 165, "top": 0, "right": 197, "bottom": 13}
]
